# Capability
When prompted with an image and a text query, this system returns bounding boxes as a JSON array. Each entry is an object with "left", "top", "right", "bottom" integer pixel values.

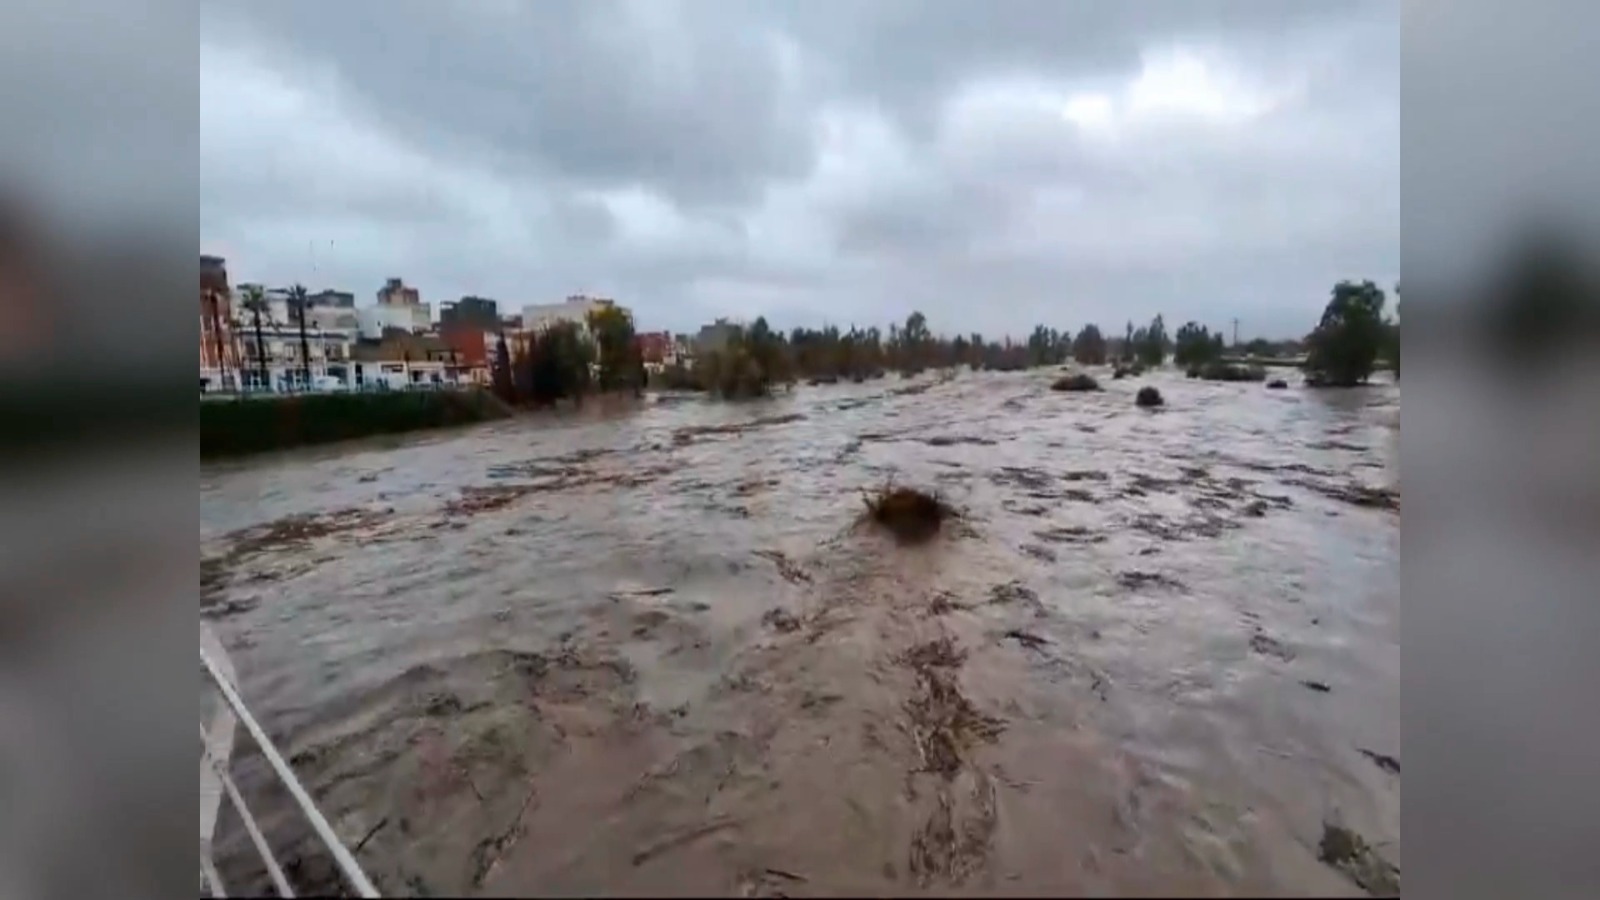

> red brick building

[
  {"left": 200, "top": 254, "right": 240, "bottom": 390},
  {"left": 439, "top": 323, "right": 489, "bottom": 366},
  {"left": 636, "top": 330, "right": 672, "bottom": 365}
]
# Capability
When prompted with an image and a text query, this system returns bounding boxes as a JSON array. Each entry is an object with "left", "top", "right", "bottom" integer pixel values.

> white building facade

[
  {"left": 231, "top": 322, "right": 355, "bottom": 392},
  {"left": 519, "top": 295, "right": 627, "bottom": 342},
  {"left": 357, "top": 304, "right": 430, "bottom": 339}
]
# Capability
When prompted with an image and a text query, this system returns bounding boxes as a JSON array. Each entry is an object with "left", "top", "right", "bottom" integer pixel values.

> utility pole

[{"left": 1231, "top": 318, "right": 1240, "bottom": 348}]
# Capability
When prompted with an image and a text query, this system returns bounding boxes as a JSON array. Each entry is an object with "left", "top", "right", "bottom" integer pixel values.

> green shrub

[{"left": 200, "top": 390, "right": 512, "bottom": 459}]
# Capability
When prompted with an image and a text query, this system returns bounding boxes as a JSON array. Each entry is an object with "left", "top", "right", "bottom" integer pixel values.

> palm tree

[
  {"left": 283, "top": 283, "right": 312, "bottom": 390},
  {"left": 239, "top": 284, "right": 269, "bottom": 392}
]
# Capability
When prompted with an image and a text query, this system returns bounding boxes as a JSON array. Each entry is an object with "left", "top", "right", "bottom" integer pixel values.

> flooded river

[{"left": 201, "top": 368, "right": 1399, "bottom": 897}]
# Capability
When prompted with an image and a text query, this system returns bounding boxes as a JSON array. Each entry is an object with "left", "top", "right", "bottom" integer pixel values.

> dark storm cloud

[
  {"left": 760, "top": 0, "right": 1394, "bottom": 140},
  {"left": 203, "top": 0, "right": 819, "bottom": 210},
  {"left": 200, "top": 0, "right": 1398, "bottom": 337}
]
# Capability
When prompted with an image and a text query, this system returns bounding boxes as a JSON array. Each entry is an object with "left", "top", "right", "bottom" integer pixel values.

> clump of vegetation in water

[
  {"left": 1318, "top": 822, "right": 1400, "bottom": 896},
  {"left": 1304, "top": 279, "right": 1392, "bottom": 387},
  {"left": 1050, "top": 373, "right": 1101, "bottom": 392},
  {"left": 1195, "top": 361, "right": 1268, "bottom": 382},
  {"left": 585, "top": 303, "right": 647, "bottom": 395},
  {"left": 491, "top": 320, "right": 596, "bottom": 406},
  {"left": 1266, "top": 378, "right": 1289, "bottom": 389},
  {"left": 861, "top": 483, "right": 958, "bottom": 543},
  {"left": 650, "top": 362, "right": 705, "bottom": 392},
  {"left": 671, "top": 318, "right": 796, "bottom": 399},
  {"left": 1135, "top": 386, "right": 1164, "bottom": 407},
  {"left": 695, "top": 346, "right": 780, "bottom": 399}
]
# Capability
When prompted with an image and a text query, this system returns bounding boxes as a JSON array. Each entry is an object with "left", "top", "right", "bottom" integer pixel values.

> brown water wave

[{"left": 202, "top": 368, "right": 1399, "bottom": 896}]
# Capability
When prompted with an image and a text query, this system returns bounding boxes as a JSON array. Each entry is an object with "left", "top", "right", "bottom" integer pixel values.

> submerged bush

[
  {"left": 861, "top": 483, "right": 957, "bottom": 543},
  {"left": 651, "top": 362, "right": 706, "bottom": 392},
  {"left": 1135, "top": 386, "right": 1164, "bottom": 407},
  {"left": 1198, "top": 362, "right": 1268, "bottom": 382},
  {"left": 1266, "top": 379, "right": 1289, "bottom": 389},
  {"left": 1050, "top": 373, "right": 1101, "bottom": 392}
]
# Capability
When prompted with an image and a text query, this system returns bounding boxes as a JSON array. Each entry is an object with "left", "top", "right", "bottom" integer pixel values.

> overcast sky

[{"left": 200, "top": 0, "right": 1397, "bottom": 340}]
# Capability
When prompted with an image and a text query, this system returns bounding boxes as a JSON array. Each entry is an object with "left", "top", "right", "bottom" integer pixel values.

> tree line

[
  {"left": 655, "top": 310, "right": 1239, "bottom": 398},
  {"left": 486, "top": 278, "right": 1401, "bottom": 405}
]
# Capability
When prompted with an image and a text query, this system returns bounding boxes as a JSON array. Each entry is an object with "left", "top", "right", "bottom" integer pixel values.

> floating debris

[
  {"left": 672, "top": 413, "right": 805, "bottom": 445},
  {"left": 1249, "top": 632, "right": 1296, "bottom": 661},
  {"left": 1358, "top": 748, "right": 1401, "bottom": 775},
  {"left": 753, "top": 549, "right": 812, "bottom": 584},
  {"left": 987, "top": 581, "right": 1039, "bottom": 607},
  {"left": 1318, "top": 822, "right": 1400, "bottom": 896},
  {"left": 1035, "top": 525, "right": 1105, "bottom": 545},
  {"left": 927, "top": 592, "right": 964, "bottom": 616},
  {"left": 1002, "top": 629, "right": 1051, "bottom": 651},
  {"left": 761, "top": 608, "right": 802, "bottom": 633},
  {"left": 1116, "top": 571, "right": 1188, "bottom": 592}
]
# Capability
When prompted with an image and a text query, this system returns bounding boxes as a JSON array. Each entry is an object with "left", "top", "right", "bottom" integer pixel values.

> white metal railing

[{"left": 200, "top": 626, "right": 379, "bottom": 898}]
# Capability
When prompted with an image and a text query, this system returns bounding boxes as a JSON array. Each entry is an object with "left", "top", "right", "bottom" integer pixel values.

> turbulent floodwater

[{"left": 201, "top": 368, "right": 1400, "bottom": 897}]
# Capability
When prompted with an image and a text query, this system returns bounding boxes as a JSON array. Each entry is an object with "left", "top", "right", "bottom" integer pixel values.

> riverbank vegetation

[
  {"left": 200, "top": 390, "right": 513, "bottom": 459},
  {"left": 490, "top": 306, "right": 646, "bottom": 406},
  {"left": 637, "top": 279, "right": 1396, "bottom": 401}
]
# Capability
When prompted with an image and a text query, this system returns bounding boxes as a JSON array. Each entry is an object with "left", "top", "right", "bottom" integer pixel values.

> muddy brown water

[{"left": 201, "top": 368, "right": 1399, "bottom": 897}]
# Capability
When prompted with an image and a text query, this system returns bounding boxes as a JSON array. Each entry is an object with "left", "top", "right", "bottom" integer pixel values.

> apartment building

[
  {"left": 350, "top": 330, "right": 476, "bottom": 389},
  {"left": 372, "top": 277, "right": 432, "bottom": 332},
  {"left": 519, "top": 294, "right": 627, "bottom": 341},
  {"left": 693, "top": 317, "right": 741, "bottom": 355},
  {"left": 440, "top": 295, "right": 500, "bottom": 330}
]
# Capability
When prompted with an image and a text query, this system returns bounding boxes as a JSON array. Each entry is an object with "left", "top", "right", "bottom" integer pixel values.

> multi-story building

[
  {"left": 356, "top": 304, "right": 429, "bottom": 339},
  {"left": 440, "top": 295, "right": 500, "bottom": 330},
  {"left": 350, "top": 331, "right": 474, "bottom": 390},
  {"left": 310, "top": 303, "right": 360, "bottom": 333},
  {"left": 438, "top": 324, "right": 493, "bottom": 385},
  {"left": 376, "top": 277, "right": 420, "bottom": 307},
  {"left": 218, "top": 284, "right": 354, "bottom": 392},
  {"left": 234, "top": 323, "right": 356, "bottom": 392},
  {"left": 373, "top": 277, "right": 432, "bottom": 332},
  {"left": 310, "top": 289, "right": 355, "bottom": 308},
  {"left": 694, "top": 317, "right": 741, "bottom": 355},
  {"left": 200, "top": 255, "right": 241, "bottom": 393},
  {"left": 520, "top": 294, "right": 626, "bottom": 342}
]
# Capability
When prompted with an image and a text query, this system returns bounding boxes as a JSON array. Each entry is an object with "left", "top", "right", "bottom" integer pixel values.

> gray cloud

[{"left": 200, "top": 0, "right": 1398, "bottom": 338}]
